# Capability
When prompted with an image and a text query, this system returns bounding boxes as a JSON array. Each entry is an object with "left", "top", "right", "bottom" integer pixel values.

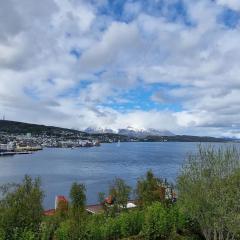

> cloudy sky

[{"left": 1, "top": 0, "right": 240, "bottom": 137}]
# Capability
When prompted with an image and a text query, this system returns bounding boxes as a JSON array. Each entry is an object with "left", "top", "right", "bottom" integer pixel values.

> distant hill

[
  {"left": 0, "top": 120, "right": 86, "bottom": 136},
  {"left": 142, "top": 135, "right": 229, "bottom": 142}
]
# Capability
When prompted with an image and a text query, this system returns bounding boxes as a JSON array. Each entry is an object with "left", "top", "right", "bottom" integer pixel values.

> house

[
  {"left": 43, "top": 209, "right": 55, "bottom": 216},
  {"left": 0, "top": 142, "right": 14, "bottom": 152},
  {"left": 44, "top": 195, "right": 69, "bottom": 217},
  {"left": 44, "top": 195, "right": 137, "bottom": 216},
  {"left": 85, "top": 195, "right": 137, "bottom": 215},
  {"left": 55, "top": 195, "right": 68, "bottom": 210},
  {"left": 86, "top": 204, "right": 104, "bottom": 214}
]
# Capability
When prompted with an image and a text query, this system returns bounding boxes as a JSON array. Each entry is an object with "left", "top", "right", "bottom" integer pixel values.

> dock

[
  {"left": 0, "top": 151, "right": 33, "bottom": 157},
  {"left": 16, "top": 151, "right": 33, "bottom": 154},
  {"left": 0, "top": 152, "right": 16, "bottom": 156}
]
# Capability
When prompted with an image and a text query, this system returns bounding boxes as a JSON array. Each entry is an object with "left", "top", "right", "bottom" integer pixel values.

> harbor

[{"left": 0, "top": 131, "right": 101, "bottom": 157}]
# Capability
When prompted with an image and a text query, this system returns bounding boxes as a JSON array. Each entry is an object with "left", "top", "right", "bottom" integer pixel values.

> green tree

[
  {"left": 136, "top": 170, "right": 164, "bottom": 207},
  {"left": 98, "top": 191, "right": 108, "bottom": 215},
  {"left": 70, "top": 182, "right": 86, "bottom": 219},
  {"left": 109, "top": 178, "right": 131, "bottom": 212},
  {"left": 0, "top": 175, "right": 43, "bottom": 239},
  {"left": 40, "top": 213, "right": 66, "bottom": 240},
  {"left": 118, "top": 210, "right": 144, "bottom": 237},
  {"left": 177, "top": 145, "right": 240, "bottom": 240},
  {"left": 143, "top": 202, "right": 172, "bottom": 240},
  {"left": 67, "top": 182, "right": 88, "bottom": 239},
  {"left": 54, "top": 220, "right": 72, "bottom": 240}
]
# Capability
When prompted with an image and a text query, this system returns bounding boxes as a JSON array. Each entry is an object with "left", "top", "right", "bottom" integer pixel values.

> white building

[{"left": 0, "top": 142, "right": 14, "bottom": 152}]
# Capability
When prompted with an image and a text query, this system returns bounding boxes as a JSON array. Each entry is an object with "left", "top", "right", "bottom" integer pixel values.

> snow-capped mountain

[
  {"left": 84, "top": 126, "right": 174, "bottom": 137},
  {"left": 118, "top": 126, "right": 174, "bottom": 137},
  {"left": 84, "top": 127, "right": 116, "bottom": 134}
]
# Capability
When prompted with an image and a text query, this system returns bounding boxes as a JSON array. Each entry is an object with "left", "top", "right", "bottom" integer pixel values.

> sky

[{"left": 1, "top": 0, "right": 240, "bottom": 137}]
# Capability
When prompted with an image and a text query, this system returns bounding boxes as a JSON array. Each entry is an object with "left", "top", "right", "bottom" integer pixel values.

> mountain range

[
  {"left": 84, "top": 126, "right": 175, "bottom": 137},
  {"left": 0, "top": 120, "right": 232, "bottom": 142}
]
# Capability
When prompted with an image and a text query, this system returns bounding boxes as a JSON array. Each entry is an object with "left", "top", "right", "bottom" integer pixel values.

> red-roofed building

[
  {"left": 43, "top": 209, "right": 55, "bottom": 216},
  {"left": 55, "top": 195, "right": 68, "bottom": 210}
]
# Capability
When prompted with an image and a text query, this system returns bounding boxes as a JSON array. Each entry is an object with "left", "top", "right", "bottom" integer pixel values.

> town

[{"left": 0, "top": 131, "right": 101, "bottom": 156}]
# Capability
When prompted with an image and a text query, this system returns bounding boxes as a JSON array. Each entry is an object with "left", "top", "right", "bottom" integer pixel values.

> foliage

[
  {"left": 40, "top": 215, "right": 64, "bottom": 240},
  {"left": 54, "top": 218, "right": 89, "bottom": 240},
  {"left": 85, "top": 209, "right": 144, "bottom": 240},
  {"left": 13, "top": 228, "right": 36, "bottom": 240},
  {"left": 136, "top": 170, "right": 165, "bottom": 207},
  {"left": 70, "top": 182, "right": 86, "bottom": 221},
  {"left": 118, "top": 210, "right": 144, "bottom": 238},
  {"left": 0, "top": 175, "right": 44, "bottom": 239},
  {"left": 0, "top": 165, "right": 220, "bottom": 240},
  {"left": 54, "top": 220, "right": 72, "bottom": 240},
  {"left": 109, "top": 178, "right": 131, "bottom": 212},
  {"left": 178, "top": 145, "right": 240, "bottom": 240},
  {"left": 143, "top": 202, "right": 172, "bottom": 240}
]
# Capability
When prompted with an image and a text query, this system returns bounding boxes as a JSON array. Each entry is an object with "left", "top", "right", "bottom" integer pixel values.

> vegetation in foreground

[{"left": 0, "top": 145, "right": 239, "bottom": 240}]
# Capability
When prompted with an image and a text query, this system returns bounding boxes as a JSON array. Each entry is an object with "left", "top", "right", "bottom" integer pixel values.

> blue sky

[{"left": 1, "top": 0, "right": 240, "bottom": 137}]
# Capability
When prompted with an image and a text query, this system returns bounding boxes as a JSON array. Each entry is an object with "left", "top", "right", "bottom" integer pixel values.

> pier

[
  {"left": 0, "top": 151, "right": 33, "bottom": 157},
  {"left": 0, "top": 152, "right": 15, "bottom": 156}
]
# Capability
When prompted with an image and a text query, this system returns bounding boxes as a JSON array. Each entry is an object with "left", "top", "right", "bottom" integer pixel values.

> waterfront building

[{"left": 0, "top": 142, "right": 14, "bottom": 152}]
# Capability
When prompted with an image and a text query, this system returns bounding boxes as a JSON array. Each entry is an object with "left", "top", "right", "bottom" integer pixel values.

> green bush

[
  {"left": 54, "top": 220, "right": 71, "bottom": 240},
  {"left": 40, "top": 216, "right": 61, "bottom": 240},
  {"left": 0, "top": 175, "right": 43, "bottom": 239},
  {"left": 119, "top": 210, "right": 144, "bottom": 237},
  {"left": 12, "top": 228, "right": 36, "bottom": 240},
  {"left": 143, "top": 202, "right": 172, "bottom": 240},
  {"left": 85, "top": 214, "right": 105, "bottom": 240},
  {"left": 84, "top": 210, "right": 144, "bottom": 240},
  {"left": 168, "top": 204, "right": 187, "bottom": 232},
  {"left": 178, "top": 146, "right": 240, "bottom": 240},
  {"left": 0, "top": 228, "right": 5, "bottom": 240}
]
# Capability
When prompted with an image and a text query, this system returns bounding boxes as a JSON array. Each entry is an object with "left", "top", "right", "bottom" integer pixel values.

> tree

[
  {"left": 98, "top": 191, "right": 108, "bottom": 215},
  {"left": 70, "top": 182, "right": 86, "bottom": 216},
  {"left": 68, "top": 182, "right": 87, "bottom": 239},
  {"left": 118, "top": 209, "right": 144, "bottom": 238},
  {"left": 143, "top": 202, "right": 171, "bottom": 240},
  {"left": 136, "top": 170, "right": 164, "bottom": 207},
  {"left": 177, "top": 145, "right": 240, "bottom": 240},
  {"left": 109, "top": 178, "right": 131, "bottom": 212},
  {"left": 0, "top": 175, "right": 44, "bottom": 239}
]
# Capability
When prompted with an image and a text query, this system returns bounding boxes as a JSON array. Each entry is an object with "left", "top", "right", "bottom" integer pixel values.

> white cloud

[
  {"left": 217, "top": 0, "right": 240, "bottom": 11},
  {"left": 0, "top": 0, "right": 240, "bottom": 137},
  {"left": 79, "top": 21, "right": 142, "bottom": 72}
]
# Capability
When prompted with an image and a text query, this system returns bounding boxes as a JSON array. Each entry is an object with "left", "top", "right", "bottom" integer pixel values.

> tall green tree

[
  {"left": 178, "top": 145, "right": 240, "bottom": 240},
  {"left": 109, "top": 178, "right": 131, "bottom": 211},
  {"left": 0, "top": 175, "right": 43, "bottom": 239},
  {"left": 136, "top": 170, "right": 164, "bottom": 207},
  {"left": 70, "top": 182, "right": 86, "bottom": 214},
  {"left": 68, "top": 182, "right": 87, "bottom": 239}
]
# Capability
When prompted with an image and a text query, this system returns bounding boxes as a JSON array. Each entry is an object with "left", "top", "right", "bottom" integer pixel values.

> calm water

[{"left": 0, "top": 142, "right": 235, "bottom": 208}]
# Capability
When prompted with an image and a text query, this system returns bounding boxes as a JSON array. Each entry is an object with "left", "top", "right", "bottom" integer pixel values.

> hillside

[
  {"left": 0, "top": 120, "right": 230, "bottom": 142},
  {"left": 142, "top": 135, "right": 228, "bottom": 142},
  {"left": 0, "top": 120, "right": 85, "bottom": 136}
]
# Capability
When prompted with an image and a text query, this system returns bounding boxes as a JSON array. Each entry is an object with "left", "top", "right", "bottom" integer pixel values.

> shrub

[
  {"left": 0, "top": 175, "right": 43, "bottom": 239},
  {"left": 119, "top": 210, "right": 144, "bottom": 237},
  {"left": 178, "top": 146, "right": 240, "bottom": 240},
  {"left": 143, "top": 202, "right": 171, "bottom": 240}
]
